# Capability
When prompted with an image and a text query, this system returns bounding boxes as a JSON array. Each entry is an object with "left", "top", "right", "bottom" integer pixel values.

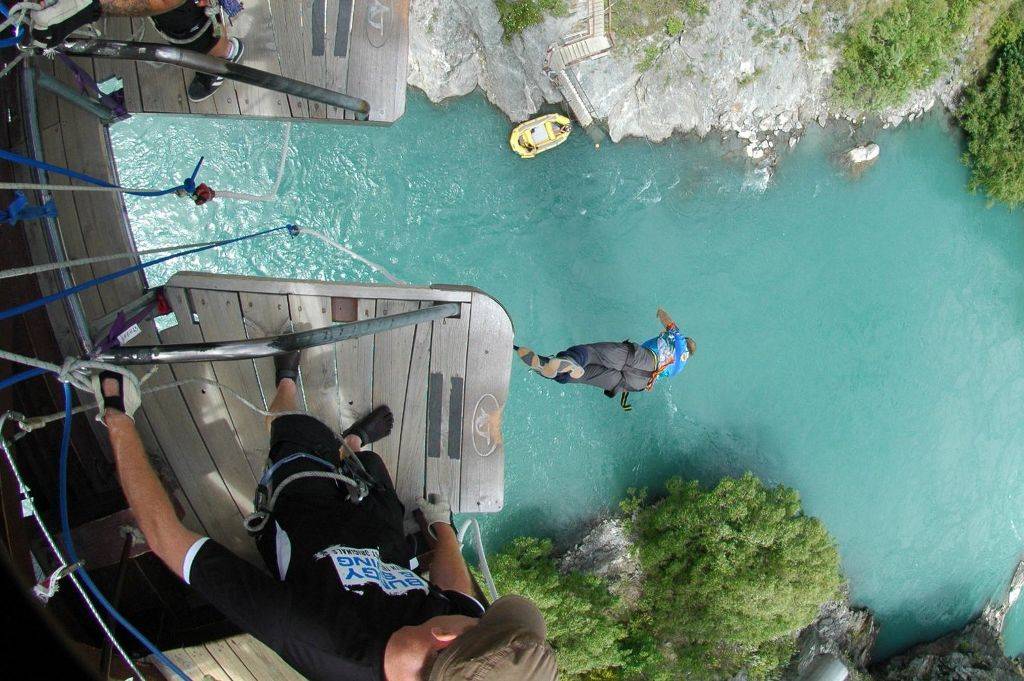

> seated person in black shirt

[{"left": 95, "top": 351, "right": 558, "bottom": 681}]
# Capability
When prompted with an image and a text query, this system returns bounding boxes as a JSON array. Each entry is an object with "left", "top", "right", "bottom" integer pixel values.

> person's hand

[
  {"left": 416, "top": 496, "right": 454, "bottom": 541},
  {"left": 30, "top": 0, "right": 103, "bottom": 48},
  {"left": 91, "top": 370, "right": 142, "bottom": 424},
  {"left": 657, "top": 308, "right": 676, "bottom": 329}
]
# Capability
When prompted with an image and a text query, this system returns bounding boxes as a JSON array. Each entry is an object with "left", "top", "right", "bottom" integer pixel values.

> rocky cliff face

[
  {"left": 783, "top": 595, "right": 879, "bottom": 679},
  {"left": 407, "top": 0, "right": 980, "bottom": 150}
]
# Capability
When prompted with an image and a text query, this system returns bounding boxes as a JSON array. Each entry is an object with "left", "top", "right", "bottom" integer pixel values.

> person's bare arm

[
  {"left": 104, "top": 411, "right": 201, "bottom": 579},
  {"left": 657, "top": 307, "right": 677, "bottom": 329},
  {"left": 428, "top": 524, "right": 474, "bottom": 596},
  {"left": 100, "top": 0, "right": 186, "bottom": 16}
]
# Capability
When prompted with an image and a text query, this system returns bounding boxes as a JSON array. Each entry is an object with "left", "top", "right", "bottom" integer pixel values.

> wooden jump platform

[{"left": 72, "top": 0, "right": 409, "bottom": 123}]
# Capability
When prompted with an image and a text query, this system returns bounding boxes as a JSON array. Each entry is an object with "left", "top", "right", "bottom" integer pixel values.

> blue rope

[
  {"left": 0, "top": 223, "right": 298, "bottom": 323},
  {"left": 0, "top": 148, "right": 204, "bottom": 198},
  {"left": 2, "top": 191, "right": 57, "bottom": 225},
  {"left": 0, "top": 366, "right": 47, "bottom": 392},
  {"left": 58, "top": 383, "right": 192, "bottom": 681}
]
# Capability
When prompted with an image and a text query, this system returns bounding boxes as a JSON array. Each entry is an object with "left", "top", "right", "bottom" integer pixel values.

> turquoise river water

[{"left": 111, "top": 92, "right": 1024, "bottom": 660}]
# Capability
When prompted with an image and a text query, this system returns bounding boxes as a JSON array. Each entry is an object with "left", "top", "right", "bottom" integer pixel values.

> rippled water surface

[{"left": 111, "top": 92, "right": 1024, "bottom": 659}]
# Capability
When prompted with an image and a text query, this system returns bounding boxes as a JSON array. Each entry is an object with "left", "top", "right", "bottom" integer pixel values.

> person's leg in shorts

[{"left": 150, "top": 0, "right": 244, "bottom": 101}]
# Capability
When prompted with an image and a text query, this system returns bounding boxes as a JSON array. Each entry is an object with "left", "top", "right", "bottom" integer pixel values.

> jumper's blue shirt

[{"left": 642, "top": 325, "right": 689, "bottom": 380}]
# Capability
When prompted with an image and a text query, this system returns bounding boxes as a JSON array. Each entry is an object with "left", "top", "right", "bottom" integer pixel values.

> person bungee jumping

[
  {"left": 92, "top": 350, "right": 558, "bottom": 681},
  {"left": 516, "top": 307, "right": 695, "bottom": 410},
  {"left": 31, "top": 0, "right": 244, "bottom": 102}
]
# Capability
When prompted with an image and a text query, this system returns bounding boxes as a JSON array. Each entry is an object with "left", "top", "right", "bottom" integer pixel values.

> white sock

[{"left": 225, "top": 38, "right": 239, "bottom": 61}]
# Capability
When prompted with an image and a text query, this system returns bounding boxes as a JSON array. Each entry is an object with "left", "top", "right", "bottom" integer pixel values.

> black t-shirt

[{"left": 187, "top": 538, "right": 484, "bottom": 681}]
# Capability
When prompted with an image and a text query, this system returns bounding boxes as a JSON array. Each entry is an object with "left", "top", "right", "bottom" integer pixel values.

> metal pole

[
  {"left": 96, "top": 303, "right": 460, "bottom": 365},
  {"left": 33, "top": 70, "right": 116, "bottom": 125},
  {"left": 20, "top": 61, "right": 94, "bottom": 353},
  {"left": 60, "top": 39, "right": 371, "bottom": 120}
]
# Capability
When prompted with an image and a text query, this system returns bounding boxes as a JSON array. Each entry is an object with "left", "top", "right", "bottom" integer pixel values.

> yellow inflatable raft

[{"left": 510, "top": 114, "right": 572, "bottom": 158}]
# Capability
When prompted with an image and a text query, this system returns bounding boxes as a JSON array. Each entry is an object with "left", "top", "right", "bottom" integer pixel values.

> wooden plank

[
  {"left": 183, "top": 644, "right": 232, "bottom": 681},
  {"left": 90, "top": 16, "right": 144, "bottom": 112},
  {"left": 225, "top": 635, "right": 307, "bottom": 681},
  {"left": 31, "top": 56, "right": 61, "bottom": 131},
  {"left": 132, "top": 17, "right": 190, "bottom": 114},
  {"left": 237, "top": 291, "right": 294, "bottom": 411},
  {"left": 36, "top": 125, "right": 106, "bottom": 323},
  {"left": 370, "top": 299, "right": 417, "bottom": 476},
  {"left": 190, "top": 288, "right": 271, "bottom": 479},
  {"left": 324, "top": 0, "right": 351, "bottom": 120},
  {"left": 162, "top": 288, "right": 258, "bottom": 518},
  {"left": 267, "top": 0, "right": 311, "bottom": 118},
  {"left": 126, "top": 323, "right": 254, "bottom": 560},
  {"left": 204, "top": 639, "right": 259, "bottom": 681},
  {"left": 167, "top": 271, "right": 474, "bottom": 302},
  {"left": 393, "top": 301, "right": 432, "bottom": 505},
  {"left": 300, "top": 0, "right": 328, "bottom": 119},
  {"left": 345, "top": 0, "right": 410, "bottom": 122},
  {"left": 458, "top": 293, "right": 513, "bottom": 513},
  {"left": 288, "top": 294, "right": 343, "bottom": 431},
  {"left": 335, "top": 299, "right": 375, "bottom": 429},
  {"left": 51, "top": 80, "right": 144, "bottom": 314},
  {"left": 425, "top": 303, "right": 470, "bottom": 510},
  {"left": 230, "top": 0, "right": 291, "bottom": 117}
]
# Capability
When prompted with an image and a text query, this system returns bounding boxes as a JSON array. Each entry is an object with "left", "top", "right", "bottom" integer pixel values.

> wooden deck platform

[
  {"left": 68, "top": 0, "right": 408, "bottom": 123},
  {"left": 132, "top": 273, "right": 512, "bottom": 565}
]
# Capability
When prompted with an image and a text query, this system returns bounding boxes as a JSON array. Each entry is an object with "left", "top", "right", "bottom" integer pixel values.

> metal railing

[
  {"left": 95, "top": 303, "right": 460, "bottom": 365},
  {"left": 60, "top": 38, "right": 371, "bottom": 120}
]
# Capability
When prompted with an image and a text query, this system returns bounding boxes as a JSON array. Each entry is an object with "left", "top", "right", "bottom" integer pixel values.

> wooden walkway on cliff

[
  {"left": 545, "top": 0, "right": 612, "bottom": 128},
  {"left": 83, "top": 0, "right": 409, "bottom": 122}
]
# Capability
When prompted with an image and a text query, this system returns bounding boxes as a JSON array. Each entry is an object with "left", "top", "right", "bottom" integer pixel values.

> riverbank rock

[
  {"left": 874, "top": 559, "right": 1024, "bottom": 681},
  {"left": 782, "top": 594, "right": 878, "bottom": 679},
  {"left": 407, "top": 0, "right": 986, "bottom": 147},
  {"left": 559, "top": 518, "right": 643, "bottom": 606},
  {"left": 848, "top": 142, "right": 880, "bottom": 164}
]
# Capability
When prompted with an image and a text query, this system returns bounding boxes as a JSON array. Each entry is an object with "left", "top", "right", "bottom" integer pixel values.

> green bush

[
  {"left": 665, "top": 16, "right": 685, "bottom": 36},
  {"left": 487, "top": 537, "right": 630, "bottom": 679},
  {"left": 485, "top": 475, "right": 843, "bottom": 680},
  {"left": 617, "top": 0, "right": 708, "bottom": 40},
  {"left": 960, "top": 34, "right": 1024, "bottom": 206},
  {"left": 627, "top": 473, "right": 843, "bottom": 679},
  {"left": 496, "top": 0, "right": 568, "bottom": 39},
  {"left": 832, "top": 0, "right": 977, "bottom": 110}
]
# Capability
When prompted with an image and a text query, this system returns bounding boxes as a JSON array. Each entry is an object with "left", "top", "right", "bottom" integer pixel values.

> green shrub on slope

[
  {"left": 487, "top": 537, "right": 630, "bottom": 679},
  {"left": 628, "top": 473, "right": 843, "bottom": 679},
  {"left": 960, "top": 13, "right": 1024, "bottom": 206},
  {"left": 833, "top": 0, "right": 977, "bottom": 110},
  {"left": 496, "top": 0, "right": 568, "bottom": 39}
]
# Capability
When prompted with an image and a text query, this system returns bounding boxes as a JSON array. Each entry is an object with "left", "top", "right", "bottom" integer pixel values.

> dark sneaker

[{"left": 187, "top": 37, "right": 244, "bottom": 102}]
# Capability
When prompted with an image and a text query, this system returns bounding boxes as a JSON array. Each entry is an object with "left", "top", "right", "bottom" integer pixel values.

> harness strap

[{"left": 245, "top": 451, "right": 376, "bottom": 534}]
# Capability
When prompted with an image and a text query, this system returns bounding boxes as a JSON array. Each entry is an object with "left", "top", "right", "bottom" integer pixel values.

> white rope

[
  {"left": 298, "top": 227, "right": 407, "bottom": 285},
  {"left": 0, "top": 414, "right": 144, "bottom": 680},
  {"left": 16, "top": 373, "right": 308, "bottom": 433},
  {"left": 215, "top": 123, "right": 291, "bottom": 202},
  {"left": 0, "top": 238, "right": 241, "bottom": 280},
  {"left": 458, "top": 518, "right": 499, "bottom": 602},
  {"left": 0, "top": 2, "right": 41, "bottom": 35}
]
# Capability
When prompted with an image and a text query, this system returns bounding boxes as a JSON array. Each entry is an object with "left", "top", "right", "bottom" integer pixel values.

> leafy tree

[
  {"left": 627, "top": 473, "right": 843, "bottom": 679},
  {"left": 960, "top": 19, "right": 1024, "bottom": 206},
  {"left": 832, "top": 0, "right": 977, "bottom": 110},
  {"left": 486, "top": 537, "right": 630, "bottom": 679},
  {"left": 496, "top": 0, "right": 568, "bottom": 40}
]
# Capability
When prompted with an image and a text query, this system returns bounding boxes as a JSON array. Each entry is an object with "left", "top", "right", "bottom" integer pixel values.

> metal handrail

[
  {"left": 95, "top": 303, "right": 460, "bottom": 364},
  {"left": 60, "top": 38, "right": 371, "bottom": 120}
]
